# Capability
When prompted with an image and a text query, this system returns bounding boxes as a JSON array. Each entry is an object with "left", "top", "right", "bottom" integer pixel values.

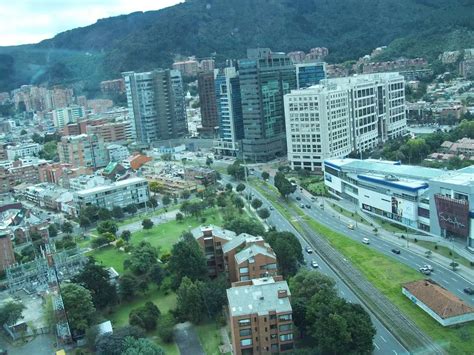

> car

[
  {"left": 305, "top": 246, "right": 313, "bottom": 254},
  {"left": 269, "top": 206, "right": 274, "bottom": 210},
  {"left": 306, "top": 204, "right": 311, "bottom": 209},
  {"left": 419, "top": 267, "right": 431, "bottom": 275},
  {"left": 347, "top": 224, "right": 354, "bottom": 230},
  {"left": 300, "top": 204, "right": 305, "bottom": 208},
  {"left": 311, "top": 260, "right": 319, "bottom": 268},
  {"left": 296, "top": 196, "right": 301, "bottom": 201},
  {"left": 391, "top": 248, "right": 401, "bottom": 254},
  {"left": 423, "top": 264, "right": 434, "bottom": 272},
  {"left": 311, "top": 196, "right": 316, "bottom": 201},
  {"left": 362, "top": 238, "right": 370, "bottom": 244},
  {"left": 464, "top": 287, "right": 474, "bottom": 295}
]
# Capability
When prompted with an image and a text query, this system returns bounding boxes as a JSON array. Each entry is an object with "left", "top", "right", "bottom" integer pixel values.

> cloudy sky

[{"left": 0, "top": 0, "right": 182, "bottom": 46}]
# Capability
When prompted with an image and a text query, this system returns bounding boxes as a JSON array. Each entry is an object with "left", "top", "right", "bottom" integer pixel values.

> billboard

[{"left": 434, "top": 194, "right": 470, "bottom": 238}]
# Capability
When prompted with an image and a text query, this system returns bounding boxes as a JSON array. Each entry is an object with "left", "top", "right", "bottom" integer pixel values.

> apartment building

[
  {"left": 227, "top": 277, "right": 294, "bottom": 354},
  {"left": 52, "top": 105, "right": 86, "bottom": 129},
  {"left": 198, "top": 71, "right": 219, "bottom": 136},
  {"left": 74, "top": 177, "right": 150, "bottom": 210},
  {"left": 0, "top": 229, "right": 15, "bottom": 271},
  {"left": 6, "top": 143, "right": 42, "bottom": 160},
  {"left": 58, "top": 134, "right": 108, "bottom": 169},
  {"left": 87, "top": 120, "right": 133, "bottom": 143},
  {"left": 284, "top": 83, "right": 352, "bottom": 171}
]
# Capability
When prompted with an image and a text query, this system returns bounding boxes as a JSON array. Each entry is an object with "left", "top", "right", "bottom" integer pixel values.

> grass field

[
  {"left": 330, "top": 203, "right": 371, "bottom": 227},
  {"left": 417, "top": 240, "right": 473, "bottom": 269},
  {"left": 89, "top": 245, "right": 128, "bottom": 273},
  {"left": 195, "top": 321, "right": 223, "bottom": 355}
]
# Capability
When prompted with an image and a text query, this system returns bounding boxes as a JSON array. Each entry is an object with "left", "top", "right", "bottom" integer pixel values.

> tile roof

[
  {"left": 403, "top": 280, "right": 474, "bottom": 319},
  {"left": 235, "top": 244, "right": 276, "bottom": 264}
]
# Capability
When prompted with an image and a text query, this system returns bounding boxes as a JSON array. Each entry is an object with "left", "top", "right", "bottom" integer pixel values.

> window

[
  {"left": 279, "top": 324, "right": 292, "bottom": 332},
  {"left": 240, "top": 328, "right": 252, "bottom": 337},
  {"left": 240, "top": 338, "right": 252, "bottom": 347},
  {"left": 239, "top": 267, "right": 249, "bottom": 274},
  {"left": 280, "top": 333, "right": 293, "bottom": 342},
  {"left": 239, "top": 319, "right": 251, "bottom": 327},
  {"left": 278, "top": 314, "right": 292, "bottom": 321}
]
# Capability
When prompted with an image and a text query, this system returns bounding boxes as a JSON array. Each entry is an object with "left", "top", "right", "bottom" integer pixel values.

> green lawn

[
  {"left": 330, "top": 203, "right": 371, "bottom": 227},
  {"left": 195, "top": 321, "right": 223, "bottom": 355},
  {"left": 303, "top": 216, "right": 474, "bottom": 355},
  {"left": 371, "top": 216, "right": 407, "bottom": 233},
  {"left": 88, "top": 245, "right": 128, "bottom": 273}
]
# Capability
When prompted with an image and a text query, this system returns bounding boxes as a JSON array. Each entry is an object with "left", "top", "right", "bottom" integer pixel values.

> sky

[{"left": 0, "top": 0, "right": 182, "bottom": 46}]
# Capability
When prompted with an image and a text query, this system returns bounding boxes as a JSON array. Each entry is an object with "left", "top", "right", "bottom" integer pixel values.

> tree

[
  {"left": 142, "top": 218, "right": 154, "bottom": 230},
  {"left": 121, "top": 230, "right": 131, "bottom": 243},
  {"left": 261, "top": 171, "right": 270, "bottom": 181},
  {"left": 125, "top": 204, "right": 138, "bottom": 214},
  {"left": 79, "top": 216, "right": 91, "bottom": 230},
  {"left": 48, "top": 224, "right": 58, "bottom": 238},
  {"left": 233, "top": 196, "right": 245, "bottom": 210},
  {"left": 257, "top": 208, "right": 270, "bottom": 220},
  {"left": 61, "top": 221, "right": 73, "bottom": 234},
  {"left": 95, "top": 326, "right": 145, "bottom": 355},
  {"left": 157, "top": 313, "right": 175, "bottom": 343},
  {"left": 0, "top": 302, "right": 25, "bottom": 325},
  {"left": 176, "top": 212, "right": 184, "bottom": 222},
  {"left": 199, "top": 276, "right": 229, "bottom": 318},
  {"left": 227, "top": 160, "right": 246, "bottom": 180},
  {"left": 180, "top": 190, "right": 191, "bottom": 199},
  {"left": 225, "top": 183, "right": 233, "bottom": 192},
  {"left": 112, "top": 206, "right": 124, "bottom": 219},
  {"left": 98, "top": 208, "right": 112, "bottom": 221},
  {"left": 236, "top": 183, "right": 246, "bottom": 193},
  {"left": 274, "top": 172, "right": 295, "bottom": 198},
  {"left": 224, "top": 217, "right": 265, "bottom": 236},
  {"left": 119, "top": 274, "right": 139, "bottom": 300},
  {"left": 125, "top": 241, "right": 159, "bottom": 275},
  {"left": 149, "top": 181, "right": 164, "bottom": 194},
  {"left": 97, "top": 220, "right": 118, "bottom": 235},
  {"left": 162, "top": 194, "right": 171, "bottom": 206},
  {"left": 62, "top": 283, "right": 96, "bottom": 334},
  {"left": 251, "top": 198, "right": 263, "bottom": 210},
  {"left": 39, "top": 141, "right": 58, "bottom": 160},
  {"left": 149, "top": 264, "right": 165, "bottom": 286},
  {"left": 169, "top": 233, "right": 208, "bottom": 289},
  {"left": 265, "top": 231, "right": 303, "bottom": 277},
  {"left": 73, "top": 259, "right": 118, "bottom": 309},
  {"left": 206, "top": 157, "right": 213, "bottom": 167},
  {"left": 176, "top": 277, "right": 206, "bottom": 324},
  {"left": 122, "top": 337, "right": 165, "bottom": 355},
  {"left": 148, "top": 197, "right": 158, "bottom": 209},
  {"left": 129, "top": 302, "right": 161, "bottom": 331}
]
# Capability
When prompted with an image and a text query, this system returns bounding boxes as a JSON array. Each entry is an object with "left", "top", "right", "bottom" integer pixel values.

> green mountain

[{"left": 0, "top": 0, "right": 473, "bottom": 94}]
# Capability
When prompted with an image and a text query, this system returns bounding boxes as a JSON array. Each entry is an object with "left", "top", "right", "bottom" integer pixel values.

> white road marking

[
  {"left": 393, "top": 351, "right": 398, "bottom": 355},
  {"left": 450, "top": 277, "right": 457, "bottom": 282},
  {"left": 457, "top": 289, "right": 463, "bottom": 294},
  {"left": 399, "top": 256, "right": 408, "bottom": 261},
  {"left": 374, "top": 342, "right": 380, "bottom": 350},
  {"left": 380, "top": 336, "right": 387, "bottom": 343},
  {"left": 340, "top": 290, "right": 345, "bottom": 296},
  {"left": 444, "top": 279, "right": 450, "bottom": 284}
]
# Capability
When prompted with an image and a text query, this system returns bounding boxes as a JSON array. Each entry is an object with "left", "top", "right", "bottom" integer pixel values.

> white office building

[
  {"left": 6, "top": 143, "right": 42, "bottom": 160},
  {"left": 106, "top": 144, "right": 130, "bottom": 162},
  {"left": 284, "top": 83, "right": 352, "bottom": 171},
  {"left": 284, "top": 73, "right": 407, "bottom": 171},
  {"left": 52, "top": 105, "right": 86, "bottom": 128},
  {"left": 74, "top": 177, "right": 150, "bottom": 210}
]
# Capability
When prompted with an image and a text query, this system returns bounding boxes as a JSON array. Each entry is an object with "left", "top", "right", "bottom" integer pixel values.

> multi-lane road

[{"left": 244, "top": 181, "right": 409, "bottom": 355}]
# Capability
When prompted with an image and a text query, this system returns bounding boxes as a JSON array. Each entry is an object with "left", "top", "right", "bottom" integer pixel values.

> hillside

[{"left": 0, "top": 0, "right": 473, "bottom": 94}]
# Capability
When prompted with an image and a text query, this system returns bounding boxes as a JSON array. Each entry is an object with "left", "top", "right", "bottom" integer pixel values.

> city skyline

[{"left": 0, "top": 0, "right": 182, "bottom": 46}]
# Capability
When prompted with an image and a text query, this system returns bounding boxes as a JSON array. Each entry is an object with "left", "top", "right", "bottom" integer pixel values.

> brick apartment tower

[{"left": 0, "top": 230, "right": 15, "bottom": 271}]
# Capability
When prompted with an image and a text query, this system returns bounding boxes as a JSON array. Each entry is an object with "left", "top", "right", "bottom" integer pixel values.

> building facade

[
  {"left": 123, "top": 70, "right": 187, "bottom": 145},
  {"left": 213, "top": 67, "right": 244, "bottom": 157},
  {"left": 6, "top": 143, "right": 42, "bottom": 160},
  {"left": 0, "top": 230, "right": 15, "bottom": 271},
  {"left": 239, "top": 48, "right": 296, "bottom": 162},
  {"left": 74, "top": 177, "right": 150, "bottom": 210},
  {"left": 53, "top": 105, "right": 86, "bottom": 129},
  {"left": 295, "top": 62, "right": 326, "bottom": 89},
  {"left": 58, "top": 134, "right": 108, "bottom": 169},
  {"left": 198, "top": 71, "right": 219, "bottom": 136},
  {"left": 323, "top": 159, "right": 474, "bottom": 249},
  {"left": 284, "top": 84, "right": 352, "bottom": 171},
  {"left": 227, "top": 277, "right": 294, "bottom": 354}
]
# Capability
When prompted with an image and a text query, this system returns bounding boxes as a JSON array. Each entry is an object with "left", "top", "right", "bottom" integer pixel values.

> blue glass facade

[{"left": 296, "top": 63, "right": 326, "bottom": 89}]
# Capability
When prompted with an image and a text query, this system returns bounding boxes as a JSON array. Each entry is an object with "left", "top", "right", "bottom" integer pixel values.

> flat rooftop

[
  {"left": 227, "top": 277, "right": 291, "bottom": 317},
  {"left": 75, "top": 177, "right": 146, "bottom": 196}
]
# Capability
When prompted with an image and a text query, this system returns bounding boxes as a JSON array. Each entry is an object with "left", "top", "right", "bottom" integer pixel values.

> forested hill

[{"left": 0, "top": 0, "right": 473, "bottom": 94}]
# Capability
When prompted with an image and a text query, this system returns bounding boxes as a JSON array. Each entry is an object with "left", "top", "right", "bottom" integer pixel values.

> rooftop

[
  {"left": 403, "top": 280, "right": 474, "bottom": 319},
  {"left": 75, "top": 177, "right": 146, "bottom": 196},
  {"left": 227, "top": 277, "right": 291, "bottom": 317},
  {"left": 235, "top": 244, "right": 276, "bottom": 265},
  {"left": 222, "top": 233, "right": 264, "bottom": 254},
  {"left": 191, "top": 225, "right": 237, "bottom": 243}
]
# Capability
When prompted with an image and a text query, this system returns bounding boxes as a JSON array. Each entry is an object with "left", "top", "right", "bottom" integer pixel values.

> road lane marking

[
  {"left": 399, "top": 256, "right": 408, "bottom": 261},
  {"left": 380, "top": 336, "right": 387, "bottom": 343},
  {"left": 450, "top": 277, "right": 457, "bottom": 282},
  {"left": 444, "top": 279, "right": 450, "bottom": 284},
  {"left": 393, "top": 351, "right": 398, "bottom": 355},
  {"left": 457, "top": 289, "right": 463, "bottom": 293},
  {"left": 374, "top": 343, "right": 380, "bottom": 350}
]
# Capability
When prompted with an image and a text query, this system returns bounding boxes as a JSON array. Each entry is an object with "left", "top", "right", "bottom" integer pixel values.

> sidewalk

[{"left": 323, "top": 198, "right": 474, "bottom": 284}]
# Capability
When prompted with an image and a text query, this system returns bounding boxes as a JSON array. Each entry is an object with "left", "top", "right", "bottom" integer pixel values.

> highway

[
  {"left": 287, "top": 187, "right": 474, "bottom": 307},
  {"left": 223, "top": 176, "right": 409, "bottom": 355}
]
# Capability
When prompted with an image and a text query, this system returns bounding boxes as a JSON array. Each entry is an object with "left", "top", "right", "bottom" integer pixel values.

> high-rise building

[
  {"left": 0, "top": 229, "right": 15, "bottom": 271},
  {"left": 52, "top": 105, "right": 86, "bottom": 129},
  {"left": 198, "top": 71, "right": 219, "bottom": 137},
  {"left": 284, "top": 83, "right": 352, "bottom": 171},
  {"left": 123, "top": 70, "right": 187, "bottom": 145},
  {"left": 58, "top": 134, "right": 108, "bottom": 169},
  {"left": 295, "top": 62, "right": 326, "bottom": 89},
  {"left": 239, "top": 48, "right": 296, "bottom": 162},
  {"left": 213, "top": 67, "right": 244, "bottom": 157},
  {"left": 227, "top": 277, "right": 294, "bottom": 354}
]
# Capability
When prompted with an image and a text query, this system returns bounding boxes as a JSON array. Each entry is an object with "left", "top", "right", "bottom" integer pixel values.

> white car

[
  {"left": 423, "top": 264, "right": 433, "bottom": 272},
  {"left": 311, "top": 260, "right": 319, "bottom": 268},
  {"left": 362, "top": 238, "right": 370, "bottom": 244}
]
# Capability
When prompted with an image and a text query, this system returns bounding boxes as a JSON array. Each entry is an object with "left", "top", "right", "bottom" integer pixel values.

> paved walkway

[
  {"left": 324, "top": 198, "right": 474, "bottom": 283},
  {"left": 219, "top": 326, "right": 233, "bottom": 354},
  {"left": 174, "top": 322, "right": 205, "bottom": 355}
]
